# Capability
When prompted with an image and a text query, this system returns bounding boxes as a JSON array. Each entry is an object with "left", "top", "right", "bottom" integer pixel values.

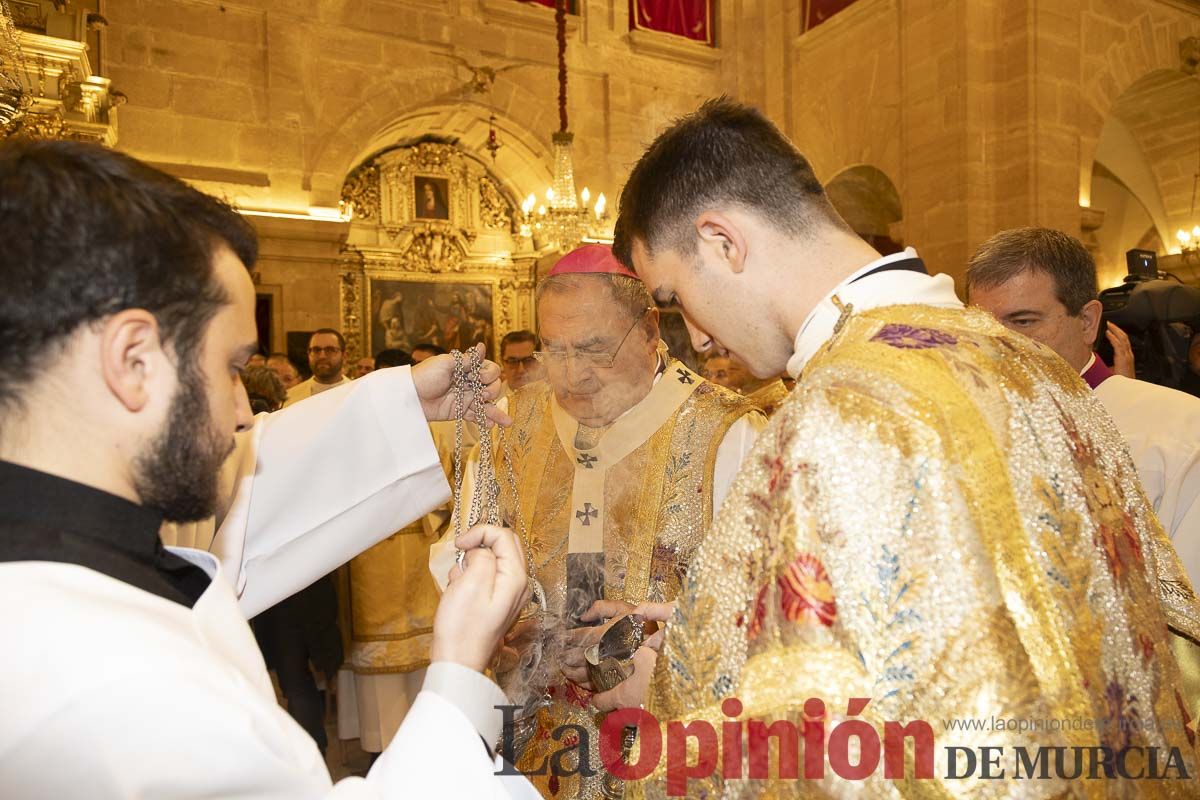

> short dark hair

[
  {"left": 309, "top": 328, "right": 345, "bottom": 350},
  {"left": 965, "top": 227, "right": 1097, "bottom": 316},
  {"left": 612, "top": 97, "right": 845, "bottom": 268},
  {"left": 374, "top": 348, "right": 414, "bottom": 368},
  {"left": 500, "top": 330, "right": 540, "bottom": 357},
  {"left": 0, "top": 140, "right": 257, "bottom": 415},
  {"left": 412, "top": 342, "right": 446, "bottom": 356}
]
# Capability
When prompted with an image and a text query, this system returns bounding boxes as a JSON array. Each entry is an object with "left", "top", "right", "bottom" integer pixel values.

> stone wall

[
  {"left": 105, "top": 0, "right": 731, "bottom": 337},
  {"left": 738, "top": 0, "right": 1200, "bottom": 285},
  {"left": 103, "top": 0, "right": 1200, "bottom": 328}
]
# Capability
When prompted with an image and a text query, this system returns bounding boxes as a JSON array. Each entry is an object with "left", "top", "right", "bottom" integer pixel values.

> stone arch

[
  {"left": 1086, "top": 66, "right": 1200, "bottom": 279},
  {"left": 824, "top": 164, "right": 904, "bottom": 254},
  {"left": 340, "top": 102, "right": 555, "bottom": 218},
  {"left": 1078, "top": 7, "right": 1200, "bottom": 206},
  {"left": 306, "top": 74, "right": 555, "bottom": 205}
]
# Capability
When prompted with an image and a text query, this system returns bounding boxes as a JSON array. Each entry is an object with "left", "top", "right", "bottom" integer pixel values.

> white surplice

[
  {"left": 285, "top": 374, "right": 352, "bottom": 406},
  {"left": 1087, "top": 365, "right": 1200, "bottom": 584},
  {"left": 1, "top": 366, "right": 538, "bottom": 798}
]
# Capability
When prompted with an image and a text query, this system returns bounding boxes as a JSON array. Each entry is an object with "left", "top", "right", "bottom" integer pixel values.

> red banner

[
  {"left": 519, "top": 0, "right": 575, "bottom": 11},
  {"left": 802, "top": 0, "right": 859, "bottom": 32},
  {"left": 629, "top": 0, "right": 713, "bottom": 46}
]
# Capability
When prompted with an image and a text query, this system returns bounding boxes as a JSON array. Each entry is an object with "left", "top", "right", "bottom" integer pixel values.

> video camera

[{"left": 1096, "top": 249, "right": 1200, "bottom": 393}]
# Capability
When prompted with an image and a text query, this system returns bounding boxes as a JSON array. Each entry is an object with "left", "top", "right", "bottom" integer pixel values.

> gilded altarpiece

[{"left": 339, "top": 142, "right": 538, "bottom": 362}]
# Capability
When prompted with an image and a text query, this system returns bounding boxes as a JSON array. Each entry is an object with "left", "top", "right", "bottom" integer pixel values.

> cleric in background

[
  {"left": 498, "top": 329, "right": 543, "bottom": 398},
  {"left": 969, "top": 227, "right": 1200, "bottom": 583}
]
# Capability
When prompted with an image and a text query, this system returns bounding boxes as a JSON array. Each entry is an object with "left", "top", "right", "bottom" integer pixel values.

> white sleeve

[
  {"left": 368, "top": 663, "right": 540, "bottom": 799},
  {"left": 1, "top": 665, "right": 535, "bottom": 800},
  {"left": 1157, "top": 440, "right": 1200, "bottom": 587},
  {"left": 712, "top": 411, "right": 765, "bottom": 514},
  {"left": 209, "top": 366, "right": 451, "bottom": 618}
]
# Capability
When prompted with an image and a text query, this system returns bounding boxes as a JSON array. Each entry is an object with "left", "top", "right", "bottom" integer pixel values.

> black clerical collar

[
  {"left": 849, "top": 256, "right": 928, "bottom": 284},
  {"left": 0, "top": 459, "right": 211, "bottom": 607},
  {"left": 0, "top": 460, "right": 165, "bottom": 557}
]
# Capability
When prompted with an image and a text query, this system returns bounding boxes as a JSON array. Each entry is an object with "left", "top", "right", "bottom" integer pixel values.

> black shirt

[{"left": 0, "top": 460, "right": 211, "bottom": 607}]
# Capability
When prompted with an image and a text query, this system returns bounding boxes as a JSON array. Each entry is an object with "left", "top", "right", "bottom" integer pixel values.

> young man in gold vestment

[
  {"left": 594, "top": 99, "right": 1200, "bottom": 798},
  {"left": 431, "top": 245, "right": 764, "bottom": 798}
]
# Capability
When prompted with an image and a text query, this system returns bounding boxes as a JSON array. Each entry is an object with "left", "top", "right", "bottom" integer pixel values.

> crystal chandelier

[
  {"left": 518, "top": 0, "right": 609, "bottom": 252},
  {"left": 0, "top": 0, "right": 31, "bottom": 128}
]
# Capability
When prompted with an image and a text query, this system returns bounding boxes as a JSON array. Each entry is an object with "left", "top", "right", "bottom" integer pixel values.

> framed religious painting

[
  {"left": 413, "top": 175, "right": 451, "bottom": 220},
  {"left": 366, "top": 277, "right": 496, "bottom": 360}
]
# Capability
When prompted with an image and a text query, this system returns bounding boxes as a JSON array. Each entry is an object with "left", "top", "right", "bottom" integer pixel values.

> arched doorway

[{"left": 1087, "top": 69, "right": 1200, "bottom": 287}]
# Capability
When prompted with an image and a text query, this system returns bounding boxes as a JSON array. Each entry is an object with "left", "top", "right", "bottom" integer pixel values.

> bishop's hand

[
  {"left": 589, "top": 601, "right": 675, "bottom": 712},
  {"left": 561, "top": 599, "right": 637, "bottom": 687},
  {"left": 431, "top": 524, "right": 531, "bottom": 673},
  {"left": 412, "top": 342, "right": 512, "bottom": 427}
]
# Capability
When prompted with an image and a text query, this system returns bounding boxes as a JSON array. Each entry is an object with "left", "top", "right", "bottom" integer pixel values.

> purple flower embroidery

[{"left": 870, "top": 323, "right": 958, "bottom": 350}]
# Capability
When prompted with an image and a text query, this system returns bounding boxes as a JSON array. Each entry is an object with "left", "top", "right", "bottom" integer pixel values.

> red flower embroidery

[
  {"left": 1138, "top": 633, "right": 1155, "bottom": 664},
  {"left": 560, "top": 681, "right": 593, "bottom": 709},
  {"left": 780, "top": 553, "right": 837, "bottom": 626},
  {"left": 747, "top": 583, "right": 768, "bottom": 639},
  {"left": 1094, "top": 509, "right": 1144, "bottom": 583},
  {"left": 746, "top": 553, "right": 837, "bottom": 640}
]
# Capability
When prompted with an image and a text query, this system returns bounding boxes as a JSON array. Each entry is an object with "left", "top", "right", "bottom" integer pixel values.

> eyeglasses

[
  {"left": 308, "top": 346, "right": 343, "bottom": 356},
  {"left": 503, "top": 355, "right": 539, "bottom": 369},
  {"left": 534, "top": 308, "right": 652, "bottom": 370}
]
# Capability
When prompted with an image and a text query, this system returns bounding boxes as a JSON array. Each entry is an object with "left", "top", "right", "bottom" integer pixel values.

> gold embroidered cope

[{"left": 638, "top": 305, "right": 1200, "bottom": 799}]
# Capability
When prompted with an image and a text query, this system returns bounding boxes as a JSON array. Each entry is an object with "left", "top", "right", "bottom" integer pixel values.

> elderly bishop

[{"left": 432, "top": 244, "right": 764, "bottom": 798}]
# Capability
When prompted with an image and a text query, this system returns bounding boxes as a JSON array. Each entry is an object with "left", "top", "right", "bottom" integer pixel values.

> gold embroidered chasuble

[
  {"left": 499, "top": 361, "right": 758, "bottom": 798},
  {"left": 744, "top": 380, "right": 791, "bottom": 417},
  {"left": 638, "top": 304, "right": 1200, "bottom": 799}
]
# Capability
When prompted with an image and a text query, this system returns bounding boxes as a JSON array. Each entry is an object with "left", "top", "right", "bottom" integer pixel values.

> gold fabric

[
  {"left": 638, "top": 304, "right": 1200, "bottom": 798},
  {"left": 346, "top": 520, "right": 440, "bottom": 673},
  {"left": 744, "top": 380, "right": 791, "bottom": 417},
  {"left": 501, "top": 363, "right": 759, "bottom": 798},
  {"left": 346, "top": 422, "right": 465, "bottom": 674}
]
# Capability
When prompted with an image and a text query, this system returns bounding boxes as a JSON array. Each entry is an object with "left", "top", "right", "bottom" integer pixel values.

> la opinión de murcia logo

[{"left": 494, "top": 697, "right": 1193, "bottom": 795}]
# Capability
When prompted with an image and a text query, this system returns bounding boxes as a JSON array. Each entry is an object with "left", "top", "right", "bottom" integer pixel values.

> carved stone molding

[
  {"left": 342, "top": 161, "right": 380, "bottom": 221},
  {"left": 479, "top": 175, "right": 514, "bottom": 232},
  {"left": 627, "top": 28, "right": 722, "bottom": 67},
  {"left": 2, "top": 31, "right": 119, "bottom": 145},
  {"left": 339, "top": 248, "right": 367, "bottom": 361}
]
